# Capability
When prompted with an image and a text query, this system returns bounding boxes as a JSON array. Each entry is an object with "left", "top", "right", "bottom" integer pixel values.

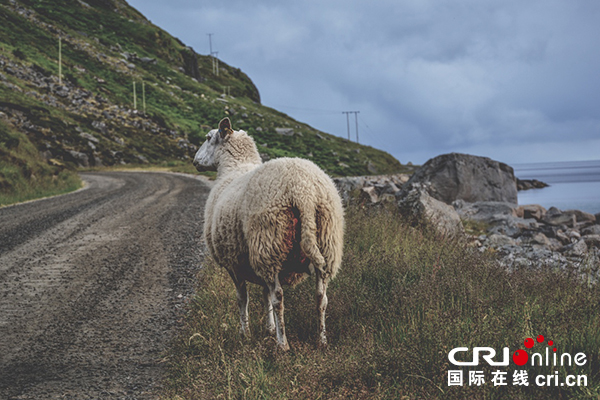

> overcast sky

[{"left": 127, "top": 0, "right": 600, "bottom": 165}]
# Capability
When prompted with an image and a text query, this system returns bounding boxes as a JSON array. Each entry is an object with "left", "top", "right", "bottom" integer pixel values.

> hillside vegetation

[{"left": 0, "top": 0, "right": 404, "bottom": 205}]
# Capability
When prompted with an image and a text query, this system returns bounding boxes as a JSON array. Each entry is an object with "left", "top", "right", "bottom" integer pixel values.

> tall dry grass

[{"left": 164, "top": 204, "right": 600, "bottom": 399}]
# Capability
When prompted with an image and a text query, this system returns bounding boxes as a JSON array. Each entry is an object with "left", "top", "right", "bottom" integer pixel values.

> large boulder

[
  {"left": 397, "top": 185, "right": 464, "bottom": 238},
  {"left": 401, "top": 153, "right": 518, "bottom": 204}
]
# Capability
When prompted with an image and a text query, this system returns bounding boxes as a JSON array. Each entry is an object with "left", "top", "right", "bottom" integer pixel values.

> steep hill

[{"left": 0, "top": 0, "right": 404, "bottom": 203}]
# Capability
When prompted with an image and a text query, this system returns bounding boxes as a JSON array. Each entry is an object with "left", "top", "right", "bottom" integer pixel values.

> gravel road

[{"left": 0, "top": 171, "right": 210, "bottom": 399}]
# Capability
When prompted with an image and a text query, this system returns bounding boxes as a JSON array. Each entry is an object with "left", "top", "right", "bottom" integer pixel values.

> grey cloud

[{"left": 128, "top": 0, "right": 600, "bottom": 164}]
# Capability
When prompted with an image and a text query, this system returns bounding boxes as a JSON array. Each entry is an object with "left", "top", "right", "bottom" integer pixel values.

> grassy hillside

[
  {"left": 0, "top": 118, "right": 80, "bottom": 205},
  {"left": 0, "top": 0, "right": 405, "bottom": 204}
]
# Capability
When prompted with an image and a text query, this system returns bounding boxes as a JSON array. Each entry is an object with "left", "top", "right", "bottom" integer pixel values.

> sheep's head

[
  {"left": 193, "top": 118, "right": 233, "bottom": 172},
  {"left": 193, "top": 118, "right": 262, "bottom": 172}
]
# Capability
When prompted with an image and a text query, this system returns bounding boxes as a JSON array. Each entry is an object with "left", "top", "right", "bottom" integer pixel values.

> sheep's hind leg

[
  {"left": 234, "top": 280, "right": 251, "bottom": 338},
  {"left": 268, "top": 275, "right": 290, "bottom": 351},
  {"left": 262, "top": 286, "right": 276, "bottom": 336},
  {"left": 316, "top": 270, "right": 329, "bottom": 349}
]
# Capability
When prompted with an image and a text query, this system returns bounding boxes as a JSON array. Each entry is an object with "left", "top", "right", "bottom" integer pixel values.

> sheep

[{"left": 193, "top": 118, "right": 344, "bottom": 350}]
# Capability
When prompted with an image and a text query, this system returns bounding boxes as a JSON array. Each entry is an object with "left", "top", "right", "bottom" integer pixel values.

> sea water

[{"left": 514, "top": 160, "right": 600, "bottom": 214}]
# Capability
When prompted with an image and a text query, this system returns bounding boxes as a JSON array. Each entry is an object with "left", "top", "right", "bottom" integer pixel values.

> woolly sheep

[{"left": 193, "top": 118, "right": 344, "bottom": 350}]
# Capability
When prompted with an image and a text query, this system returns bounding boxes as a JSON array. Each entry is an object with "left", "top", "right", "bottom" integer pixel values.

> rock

[
  {"left": 400, "top": 153, "right": 518, "bottom": 204},
  {"left": 68, "top": 150, "right": 89, "bottom": 167},
  {"left": 367, "top": 161, "right": 378, "bottom": 174},
  {"left": 486, "top": 233, "right": 517, "bottom": 247},
  {"left": 564, "top": 239, "right": 588, "bottom": 256},
  {"left": 516, "top": 178, "right": 549, "bottom": 191},
  {"left": 543, "top": 208, "right": 595, "bottom": 227},
  {"left": 454, "top": 201, "right": 517, "bottom": 221},
  {"left": 555, "top": 230, "right": 571, "bottom": 245},
  {"left": 530, "top": 232, "right": 552, "bottom": 248},
  {"left": 583, "top": 235, "right": 600, "bottom": 248},
  {"left": 275, "top": 127, "right": 295, "bottom": 136},
  {"left": 543, "top": 208, "right": 576, "bottom": 227},
  {"left": 79, "top": 132, "right": 99, "bottom": 143},
  {"left": 567, "top": 210, "right": 596, "bottom": 223},
  {"left": 397, "top": 187, "right": 464, "bottom": 238},
  {"left": 486, "top": 214, "right": 538, "bottom": 237},
  {"left": 514, "top": 204, "right": 547, "bottom": 221},
  {"left": 92, "top": 120, "right": 108, "bottom": 134},
  {"left": 582, "top": 225, "right": 600, "bottom": 236},
  {"left": 360, "top": 186, "right": 379, "bottom": 204}
]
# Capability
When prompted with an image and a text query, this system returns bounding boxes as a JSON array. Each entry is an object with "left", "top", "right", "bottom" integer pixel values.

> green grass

[{"left": 163, "top": 204, "right": 600, "bottom": 399}]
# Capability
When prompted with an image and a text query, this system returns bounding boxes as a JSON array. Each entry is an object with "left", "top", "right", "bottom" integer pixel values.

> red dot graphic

[
  {"left": 537, "top": 335, "right": 545, "bottom": 343},
  {"left": 524, "top": 338, "right": 534, "bottom": 348},
  {"left": 553, "top": 347, "right": 557, "bottom": 352},
  {"left": 513, "top": 350, "right": 529, "bottom": 366},
  {"left": 548, "top": 340, "right": 554, "bottom": 346}
]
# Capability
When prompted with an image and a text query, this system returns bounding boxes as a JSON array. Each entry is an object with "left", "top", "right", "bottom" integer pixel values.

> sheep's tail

[{"left": 297, "top": 204, "right": 327, "bottom": 275}]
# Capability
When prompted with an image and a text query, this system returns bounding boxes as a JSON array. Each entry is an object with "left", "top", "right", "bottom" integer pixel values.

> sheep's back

[{"left": 242, "top": 158, "right": 344, "bottom": 281}]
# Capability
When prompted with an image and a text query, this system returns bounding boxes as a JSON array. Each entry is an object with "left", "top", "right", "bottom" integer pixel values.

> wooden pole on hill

[
  {"left": 142, "top": 81, "right": 146, "bottom": 113},
  {"left": 133, "top": 80, "right": 137, "bottom": 110},
  {"left": 58, "top": 36, "right": 62, "bottom": 85}
]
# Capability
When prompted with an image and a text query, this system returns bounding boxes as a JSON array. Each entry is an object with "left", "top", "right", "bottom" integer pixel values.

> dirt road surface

[{"left": 0, "top": 172, "right": 210, "bottom": 399}]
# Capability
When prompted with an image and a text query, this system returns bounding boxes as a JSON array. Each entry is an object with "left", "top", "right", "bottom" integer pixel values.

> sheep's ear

[{"left": 218, "top": 117, "right": 233, "bottom": 139}]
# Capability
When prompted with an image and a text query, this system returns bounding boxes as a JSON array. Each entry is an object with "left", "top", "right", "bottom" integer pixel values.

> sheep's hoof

[
  {"left": 265, "top": 326, "right": 276, "bottom": 337},
  {"left": 317, "top": 338, "right": 328, "bottom": 351},
  {"left": 239, "top": 327, "right": 252, "bottom": 339},
  {"left": 278, "top": 342, "right": 291, "bottom": 352}
]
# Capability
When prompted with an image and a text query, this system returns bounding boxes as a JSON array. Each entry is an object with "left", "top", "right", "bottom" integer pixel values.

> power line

[
  {"left": 274, "top": 104, "right": 341, "bottom": 115},
  {"left": 342, "top": 111, "right": 360, "bottom": 143}
]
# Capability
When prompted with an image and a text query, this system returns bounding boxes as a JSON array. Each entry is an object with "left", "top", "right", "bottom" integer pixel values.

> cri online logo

[{"left": 449, "top": 335, "right": 587, "bottom": 367}]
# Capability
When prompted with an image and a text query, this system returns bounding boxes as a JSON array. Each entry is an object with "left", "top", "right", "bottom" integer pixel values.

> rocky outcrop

[
  {"left": 516, "top": 178, "right": 549, "bottom": 191},
  {"left": 333, "top": 174, "right": 410, "bottom": 204},
  {"left": 455, "top": 200, "right": 599, "bottom": 270},
  {"left": 334, "top": 166, "right": 599, "bottom": 273},
  {"left": 401, "top": 153, "right": 518, "bottom": 204}
]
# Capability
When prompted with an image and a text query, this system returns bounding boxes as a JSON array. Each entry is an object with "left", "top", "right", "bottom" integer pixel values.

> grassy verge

[
  {"left": 80, "top": 160, "right": 216, "bottom": 179},
  {"left": 163, "top": 205, "right": 599, "bottom": 399},
  {"left": 0, "top": 169, "right": 81, "bottom": 206}
]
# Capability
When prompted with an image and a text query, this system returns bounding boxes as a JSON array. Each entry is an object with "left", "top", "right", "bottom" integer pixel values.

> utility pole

[
  {"left": 207, "top": 33, "right": 213, "bottom": 55},
  {"left": 354, "top": 111, "right": 360, "bottom": 143},
  {"left": 142, "top": 80, "right": 146, "bottom": 113},
  {"left": 207, "top": 33, "right": 219, "bottom": 76},
  {"left": 133, "top": 80, "right": 137, "bottom": 110},
  {"left": 58, "top": 36, "right": 62, "bottom": 85},
  {"left": 342, "top": 111, "right": 360, "bottom": 142},
  {"left": 212, "top": 51, "right": 219, "bottom": 76}
]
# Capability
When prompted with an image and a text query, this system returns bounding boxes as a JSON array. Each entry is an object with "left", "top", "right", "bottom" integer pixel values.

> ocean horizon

[{"left": 513, "top": 160, "right": 600, "bottom": 214}]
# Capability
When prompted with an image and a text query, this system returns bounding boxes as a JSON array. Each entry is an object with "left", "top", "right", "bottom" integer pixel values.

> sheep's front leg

[
  {"left": 316, "top": 270, "right": 329, "bottom": 349},
  {"left": 234, "top": 280, "right": 251, "bottom": 338},
  {"left": 262, "top": 286, "right": 276, "bottom": 336},
  {"left": 268, "top": 275, "right": 290, "bottom": 351}
]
